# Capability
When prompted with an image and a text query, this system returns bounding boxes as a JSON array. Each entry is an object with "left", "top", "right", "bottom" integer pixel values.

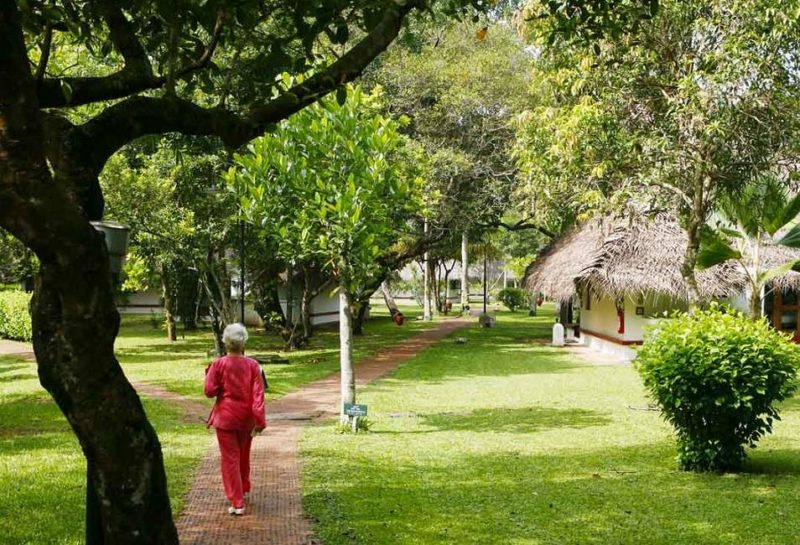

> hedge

[{"left": 0, "top": 290, "right": 32, "bottom": 342}]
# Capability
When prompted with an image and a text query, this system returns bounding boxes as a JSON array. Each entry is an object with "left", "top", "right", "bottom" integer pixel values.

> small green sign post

[{"left": 343, "top": 403, "right": 368, "bottom": 433}]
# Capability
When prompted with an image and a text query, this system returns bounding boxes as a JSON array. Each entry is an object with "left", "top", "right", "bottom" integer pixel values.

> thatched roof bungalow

[
  {"left": 525, "top": 212, "right": 800, "bottom": 360},
  {"left": 526, "top": 213, "right": 744, "bottom": 304}
]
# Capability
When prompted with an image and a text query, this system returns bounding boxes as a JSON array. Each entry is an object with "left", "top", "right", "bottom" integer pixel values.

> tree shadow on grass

[
  {"left": 303, "top": 442, "right": 800, "bottom": 545},
  {"left": 0, "top": 395, "right": 68, "bottom": 438},
  {"left": 0, "top": 359, "right": 30, "bottom": 376},
  {"left": 419, "top": 407, "right": 612, "bottom": 434},
  {"left": 775, "top": 395, "right": 800, "bottom": 413},
  {"left": 0, "top": 372, "right": 37, "bottom": 383},
  {"left": 741, "top": 449, "right": 800, "bottom": 476}
]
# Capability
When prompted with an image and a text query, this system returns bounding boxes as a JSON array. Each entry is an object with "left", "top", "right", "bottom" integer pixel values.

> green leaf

[
  {"left": 777, "top": 224, "right": 800, "bottom": 248},
  {"left": 336, "top": 87, "right": 347, "bottom": 106},
  {"left": 766, "top": 193, "right": 800, "bottom": 236},
  {"left": 757, "top": 260, "right": 800, "bottom": 285},
  {"left": 697, "top": 227, "right": 741, "bottom": 270}
]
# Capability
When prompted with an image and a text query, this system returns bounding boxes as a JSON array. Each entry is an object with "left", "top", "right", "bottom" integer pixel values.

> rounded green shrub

[
  {"left": 636, "top": 304, "right": 799, "bottom": 472},
  {"left": 498, "top": 287, "right": 526, "bottom": 312},
  {"left": 0, "top": 290, "right": 32, "bottom": 342}
]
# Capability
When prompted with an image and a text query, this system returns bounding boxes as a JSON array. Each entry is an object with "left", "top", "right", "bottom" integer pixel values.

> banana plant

[{"left": 697, "top": 178, "right": 800, "bottom": 319}]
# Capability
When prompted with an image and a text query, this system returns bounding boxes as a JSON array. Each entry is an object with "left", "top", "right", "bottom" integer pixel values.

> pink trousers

[{"left": 216, "top": 428, "right": 253, "bottom": 508}]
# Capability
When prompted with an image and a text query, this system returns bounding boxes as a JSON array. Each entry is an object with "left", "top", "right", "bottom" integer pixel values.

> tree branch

[
  {"left": 477, "top": 217, "right": 556, "bottom": 238},
  {"left": 35, "top": 22, "right": 53, "bottom": 81},
  {"left": 37, "top": 3, "right": 226, "bottom": 107},
  {"left": 70, "top": 96, "right": 253, "bottom": 171},
  {"left": 174, "top": 6, "right": 225, "bottom": 80},
  {"left": 72, "top": 0, "right": 420, "bottom": 168},
  {"left": 37, "top": 2, "right": 158, "bottom": 107},
  {"left": 246, "top": 0, "right": 419, "bottom": 129}
]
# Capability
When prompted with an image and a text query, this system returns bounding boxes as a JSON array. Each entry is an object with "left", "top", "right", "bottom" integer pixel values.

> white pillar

[
  {"left": 423, "top": 219, "right": 432, "bottom": 321},
  {"left": 461, "top": 232, "right": 469, "bottom": 311}
]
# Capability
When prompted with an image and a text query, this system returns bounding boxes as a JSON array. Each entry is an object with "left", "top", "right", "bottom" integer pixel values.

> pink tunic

[{"left": 204, "top": 355, "right": 266, "bottom": 431}]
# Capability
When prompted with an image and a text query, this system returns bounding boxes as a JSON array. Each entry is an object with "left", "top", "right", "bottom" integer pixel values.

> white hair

[{"left": 223, "top": 323, "right": 249, "bottom": 353}]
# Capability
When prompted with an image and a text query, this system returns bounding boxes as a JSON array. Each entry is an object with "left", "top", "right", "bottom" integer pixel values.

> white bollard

[
  {"left": 552, "top": 322, "right": 565, "bottom": 347},
  {"left": 565, "top": 325, "right": 575, "bottom": 342}
]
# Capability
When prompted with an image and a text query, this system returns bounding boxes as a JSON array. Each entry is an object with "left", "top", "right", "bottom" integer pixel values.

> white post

[
  {"left": 461, "top": 232, "right": 469, "bottom": 311},
  {"left": 552, "top": 322, "right": 565, "bottom": 347},
  {"left": 423, "top": 219, "right": 432, "bottom": 321}
]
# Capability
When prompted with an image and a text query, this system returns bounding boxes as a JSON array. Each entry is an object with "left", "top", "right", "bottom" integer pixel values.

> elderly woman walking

[{"left": 204, "top": 323, "right": 266, "bottom": 515}]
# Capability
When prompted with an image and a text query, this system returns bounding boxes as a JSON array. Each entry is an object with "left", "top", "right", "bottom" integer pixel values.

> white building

[{"left": 525, "top": 213, "right": 798, "bottom": 361}]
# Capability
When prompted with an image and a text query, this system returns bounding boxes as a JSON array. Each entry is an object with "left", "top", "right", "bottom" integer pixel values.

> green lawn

[
  {"left": 0, "top": 354, "right": 208, "bottom": 545},
  {"left": 116, "top": 303, "right": 435, "bottom": 403},
  {"left": 0, "top": 303, "right": 433, "bottom": 544},
  {"left": 301, "top": 306, "right": 800, "bottom": 545}
]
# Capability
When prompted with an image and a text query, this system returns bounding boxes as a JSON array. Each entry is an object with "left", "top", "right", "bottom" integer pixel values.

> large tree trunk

[
  {"left": 34, "top": 266, "right": 178, "bottom": 545},
  {"left": 461, "top": 232, "right": 469, "bottom": 312},
  {"left": 0, "top": 6, "right": 177, "bottom": 543},
  {"left": 339, "top": 283, "right": 355, "bottom": 425}
]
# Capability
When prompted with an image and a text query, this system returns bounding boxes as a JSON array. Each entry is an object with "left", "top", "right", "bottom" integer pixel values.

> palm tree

[{"left": 697, "top": 178, "right": 800, "bottom": 319}]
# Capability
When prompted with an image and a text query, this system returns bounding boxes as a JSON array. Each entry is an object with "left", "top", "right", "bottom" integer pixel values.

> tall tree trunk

[
  {"left": 339, "top": 283, "right": 355, "bottom": 425},
  {"left": 161, "top": 269, "right": 177, "bottom": 342},
  {"left": 285, "top": 266, "right": 295, "bottom": 328},
  {"left": 681, "top": 176, "right": 706, "bottom": 309},
  {"left": 202, "top": 251, "right": 229, "bottom": 355},
  {"left": 0, "top": 6, "right": 177, "bottom": 543},
  {"left": 381, "top": 280, "right": 400, "bottom": 317},
  {"left": 433, "top": 260, "right": 443, "bottom": 312},
  {"left": 748, "top": 240, "right": 763, "bottom": 320},
  {"left": 209, "top": 306, "right": 226, "bottom": 356},
  {"left": 300, "top": 265, "right": 314, "bottom": 339},
  {"left": 443, "top": 269, "right": 451, "bottom": 312},
  {"left": 461, "top": 232, "right": 469, "bottom": 311},
  {"left": 423, "top": 220, "right": 432, "bottom": 320},
  {"left": 352, "top": 296, "right": 370, "bottom": 336}
]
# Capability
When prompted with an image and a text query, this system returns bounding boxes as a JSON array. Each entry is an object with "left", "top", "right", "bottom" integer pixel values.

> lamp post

[
  {"left": 90, "top": 221, "right": 131, "bottom": 279},
  {"left": 239, "top": 213, "right": 246, "bottom": 324}
]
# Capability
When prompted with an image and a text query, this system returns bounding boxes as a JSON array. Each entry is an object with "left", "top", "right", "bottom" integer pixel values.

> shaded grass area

[
  {"left": 116, "top": 303, "right": 434, "bottom": 403},
  {"left": 0, "top": 302, "right": 434, "bottom": 543},
  {"left": 0, "top": 353, "right": 209, "bottom": 545},
  {"left": 301, "top": 307, "right": 800, "bottom": 545}
]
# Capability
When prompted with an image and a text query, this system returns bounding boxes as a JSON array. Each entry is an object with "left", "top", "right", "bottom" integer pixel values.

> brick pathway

[
  {"left": 176, "top": 318, "right": 470, "bottom": 545},
  {"left": 0, "top": 339, "right": 35, "bottom": 360}
]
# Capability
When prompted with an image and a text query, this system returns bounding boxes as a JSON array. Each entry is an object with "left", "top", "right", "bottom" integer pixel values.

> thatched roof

[
  {"left": 760, "top": 244, "right": 800, "bottom": 292},
  {"left": 525, "top": 213, "right": 746, "bottom": 303}
]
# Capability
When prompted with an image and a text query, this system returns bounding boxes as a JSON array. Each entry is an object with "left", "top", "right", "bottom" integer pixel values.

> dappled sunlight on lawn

[
  {"left": 0, "top": 302, "right": 438, "bottom": 543},
  {"left": 301, "top": 308, "right": 800, "bottom": 545}
]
